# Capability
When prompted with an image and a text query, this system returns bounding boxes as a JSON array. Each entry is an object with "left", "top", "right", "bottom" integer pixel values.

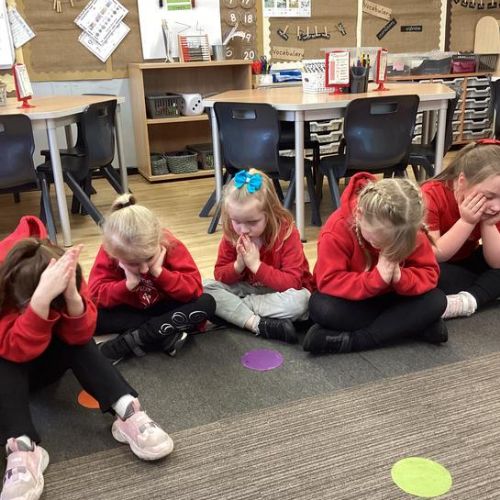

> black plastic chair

[
  {"left": 490, "top": 79, "right": 500, "bottom": 140},
  {"left": 200, "top": 102, "right": 321, "bottom": 233},
  {"left": 318, "top": 95, "right": 420, "bottom": 209},
  {"left": 0, "top": 115, "right": 57, "bottom": 242},
  {"left": 408, "top": 89, "right": 460, "bottom": 180},
  {"left": 36, "top": 101, "right": 123, "bottom": 226}
]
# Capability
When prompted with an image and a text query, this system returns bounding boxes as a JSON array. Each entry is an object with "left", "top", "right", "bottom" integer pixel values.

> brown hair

[
  {"left": 102, "top": 194, "right": 170, "bottom": 261},
  {"left": 221, "top": 168, "right": 294, "bottom": 248},
  {"left": 354, "top": 177, "right": 430, "bottom": 267},
  {"left": 0, "top": 238, "right": 82, "bottom": 312},
  {"left": 431, "top": 143, "right": 500, "bottom": 186}
]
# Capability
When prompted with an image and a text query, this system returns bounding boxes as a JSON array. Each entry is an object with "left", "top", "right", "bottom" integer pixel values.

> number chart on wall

[{"left": 220, "top": 0, "right": 257, "bottom": 60}]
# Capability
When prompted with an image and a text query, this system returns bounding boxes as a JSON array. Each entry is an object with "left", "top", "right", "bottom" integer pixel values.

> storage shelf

[
  {"left": 146, "top": 114, "right": 209, "bottom": 125},
  {"left": 142, "top": 169, "right": 215, "bottom": 182}
]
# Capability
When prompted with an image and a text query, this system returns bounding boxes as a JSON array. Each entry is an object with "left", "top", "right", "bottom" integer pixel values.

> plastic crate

[
  {"left": 146, "top": 93, "right": 183, "bottom": 119},
  {"left": 310, "top": 119, "right": 343, "bottom": 133},
  {"left": 186, "top": 143, "right": 214, "bottom": 170}
]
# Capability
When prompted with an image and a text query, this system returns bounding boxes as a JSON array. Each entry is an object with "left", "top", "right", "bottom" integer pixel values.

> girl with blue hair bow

[{"left": 204, "top": 169, "right": 313, "bottom": 343}]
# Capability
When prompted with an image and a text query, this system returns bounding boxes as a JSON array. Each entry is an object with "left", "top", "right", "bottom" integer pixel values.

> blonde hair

[
  {"left": 432, "top": 142, "right": 500, "bottom": 186},
  {"left": 221, "top": 168, "right": 294, "bottom": 248},
  {"left": 102, "top": 194, "right": 165, "bottom": 261},
  {"left": 354, "top": 177, "right": 430, "bottom": 267}
]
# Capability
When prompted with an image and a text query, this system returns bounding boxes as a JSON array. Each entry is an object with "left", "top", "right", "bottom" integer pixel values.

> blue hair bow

[{"left": 233, "top": 170, "right": 263, "bottom": 193}]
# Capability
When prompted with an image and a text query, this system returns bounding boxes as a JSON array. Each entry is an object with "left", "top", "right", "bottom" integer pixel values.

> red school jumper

[
  {"left": 314, "top": 172, "right": 439, "bottom": 300},
  {"left": 422, "top": 180, "right": 500, "bottom": 262},
  {"left": 0, "top": 216, "right": 96, "bottom": 363},
  {"left": 214, "top": 222, "right": 314, "bottom": 292},
  {"left": 89, "top": 230, "right": 202, "bottom": 309}
]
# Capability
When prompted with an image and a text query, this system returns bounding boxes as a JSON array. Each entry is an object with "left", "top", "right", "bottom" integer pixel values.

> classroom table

[
  {"left": 203, "top": 82, "right": 456, "bottom": 240},
  {"left": 0, "top": 95, "right": 126, "bottom": 247}
]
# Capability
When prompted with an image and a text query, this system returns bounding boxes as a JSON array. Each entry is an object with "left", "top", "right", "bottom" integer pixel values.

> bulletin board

[
  {"left": 448, "top": 2, "right": 495, "bottom": 52},
  {"left": 269, "top": 0, "right": 357, "bottom": 61},
  {"left": 268, "top": 0, "right": 442, "bottom": 62},
  {"left": 362, "top": 0, "right": 441, "bottom": 52},
  {"left": 15, "top": 0, "right": 142, "bottom": 81}
]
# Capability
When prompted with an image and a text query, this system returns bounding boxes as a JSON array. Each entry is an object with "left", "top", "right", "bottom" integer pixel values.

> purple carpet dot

[{"left": 241, "top": 349, "right": 284, "bottom": 371}]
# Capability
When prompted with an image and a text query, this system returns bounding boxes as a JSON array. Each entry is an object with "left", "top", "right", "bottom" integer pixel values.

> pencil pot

[
  {"left": 349, "top": 66, "right": 369, "bottom": 94},
  {"left": 165, "top": 151, "right": 198, "bottom": 174}
]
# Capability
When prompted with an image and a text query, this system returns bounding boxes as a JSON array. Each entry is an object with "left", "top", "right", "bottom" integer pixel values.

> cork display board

[
  {"left": 449, "top": 2, "right": 497, "bottom": 52},
  {"left": 17, "top": 0, "right": 141, "bottom": 81},
  {"left": 362, "top": 0, "right": 441, "bottom": 52},
  {"left": 269, "top": 0, "right": 357, "bottom": 62}
]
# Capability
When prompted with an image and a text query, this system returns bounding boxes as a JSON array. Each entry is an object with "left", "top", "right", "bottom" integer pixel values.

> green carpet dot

[{"left": 391, "top": 457, "right": 452, "bottom": 498}]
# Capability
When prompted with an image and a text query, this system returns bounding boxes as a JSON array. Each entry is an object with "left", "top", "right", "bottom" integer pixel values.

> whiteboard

[
  {"left": 137, "top": 0, "right": 222, "bottom": 60},
  {"left": 0, "top": 0, "right": 15, "bottom": 69}
]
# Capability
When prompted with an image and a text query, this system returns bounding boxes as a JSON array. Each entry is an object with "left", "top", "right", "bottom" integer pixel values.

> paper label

[
  {"left": 363, "top": 0, "right": 392, "bottom": 21},
  {"left": 271, "top": 46, "right": 304, "bottom": 61}
]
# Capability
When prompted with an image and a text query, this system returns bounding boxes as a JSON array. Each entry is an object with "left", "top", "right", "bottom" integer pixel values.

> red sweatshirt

[
  {"left": 314, "top": 172, "right": 440, "bottom": 300},
  {"left": 214, "top": 223, "right": 313, "bottom": 292},
  {"left": 89, "top": 231, "right": 202, "bottom": 309},
  {"left": 422, "top": 180, "right": 500, "bottom": 262},
  {"left": 0, "top": 216, "right": 96, "bottom": 363}
]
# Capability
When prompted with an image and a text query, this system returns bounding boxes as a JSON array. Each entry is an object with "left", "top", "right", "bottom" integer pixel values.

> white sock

[{"left": 112, "top": 394, "right": 136, "bottom": 420}]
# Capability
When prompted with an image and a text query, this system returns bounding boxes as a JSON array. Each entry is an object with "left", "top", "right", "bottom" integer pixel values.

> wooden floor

[{"left": 0, "top": 175, "right": 337, "bottom": 278}]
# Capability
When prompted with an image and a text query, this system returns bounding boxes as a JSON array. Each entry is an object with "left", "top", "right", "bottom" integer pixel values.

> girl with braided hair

[
  {"left": 304, "top": 172, "right": 447, "bottom": 354},
  {"left": 422, "top": 141, "right": 500, "bottom": 319}
]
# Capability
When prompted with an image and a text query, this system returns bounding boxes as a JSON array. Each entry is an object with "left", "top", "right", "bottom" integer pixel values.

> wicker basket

[
  {"left": 145, "top": 93, "right": 183, "bottom": 119},
  {"left": 150, "top": 153, "right": 169, "bottom": 175},
  {"left": 165, "top": 150, "right": 198, "bottom": 174},
  {"left": 186, "top": 143, "right": 214, "bottom": 170}
]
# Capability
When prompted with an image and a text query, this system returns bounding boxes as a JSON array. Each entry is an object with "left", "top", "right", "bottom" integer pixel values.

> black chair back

[
  {"left": 0, "top": 115, "right": 37, "bottom": 189},
  {"left": 490, "top": 79, "right": 500, "bottom": 140},
  {"left": 344, "top": 95, "right": 420, "bottom": 171},
  {"left": 213, "top": 102, "right": 280, "bottom": 174},
  {"left": 432, "top": 89, "right": 461, "bottom": 154},
  {"left": 80, "top": 99, "right": 117, "bottom": 169}
]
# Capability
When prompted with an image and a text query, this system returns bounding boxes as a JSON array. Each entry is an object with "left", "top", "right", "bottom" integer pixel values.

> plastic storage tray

[
  {"left": 311, "top": 131, "right": 343, "bottom": 144},
  {"left": 464, "top": 97, "right": 491, "bottom": 109},
  {"left": 310, "top": 119, "right": 343, "bottom": 133},
  {"left": 466, "top": 86, "right": 490, "bottom": 98},
  {"left": 454, "top": 108, "right": 490, "bottom": 120},
  {"left": 462, "top": 118, "right": 492, "bottom": 131}
]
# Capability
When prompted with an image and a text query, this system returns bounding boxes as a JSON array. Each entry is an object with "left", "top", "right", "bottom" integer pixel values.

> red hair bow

[{"left": 476, "top": 138, "right": 500, "bottom": 145}]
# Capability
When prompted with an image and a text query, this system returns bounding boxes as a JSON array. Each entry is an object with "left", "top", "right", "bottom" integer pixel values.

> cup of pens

[{"left": 349, "top": 54, "right": 370, "bottom": 94}]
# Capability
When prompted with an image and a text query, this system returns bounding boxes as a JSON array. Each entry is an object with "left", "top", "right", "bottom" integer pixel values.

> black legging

[
  {"left": 309, "top": 289, "right": 447, "bottom": 351},
  {"left": 95, "top": 294, "right": 216, "bottom": 343},
  {"left": 0, "top": 337, "right": 135, "bottom": 445},
  {"left": 438, "top": 246, "right": 500, "bottom": 308}
]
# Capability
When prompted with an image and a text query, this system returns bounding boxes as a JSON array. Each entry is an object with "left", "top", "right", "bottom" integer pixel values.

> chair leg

[
  {"left": 13, "top": 192, "right": 21, "bottom": 203},
  {"left": 208, "top": 202, "right": 222, "bottom": 234},
  {"left": 273, "top": 178, "right": 285, "bottom": 202},
  {"left": 325, "top": 169, "right": 341, "bottom": 210},
  {"left": 63, "top": 173, "right": 104, "bottom": 225},
  {"left": 102, "top": 166, "right": 125, "bottom": 194},
  {"left": 199, "top": 190, "right": 217, "bottom": 217},
  {"left": 305, "top": 169, "right": 322, "bottom": 226},
  {"left": 283, "top": 177, "right": 295, "bottom": 210},
  {"left": 38, "top": 173, "right": 57, "bottom": 244}
]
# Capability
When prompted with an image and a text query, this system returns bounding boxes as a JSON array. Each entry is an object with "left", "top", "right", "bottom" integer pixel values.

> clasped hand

[
  {"left": 376, "top": 253, "right": 401, "bottom": 284},
  {"left": 120, "top": 245, "right": 167, "bottom": 291},
  {"left": 234, "top": 234, "right": 261, "bottom": 274}
]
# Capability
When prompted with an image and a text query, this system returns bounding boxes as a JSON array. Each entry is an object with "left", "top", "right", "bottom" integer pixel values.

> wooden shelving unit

[{"left": 128, "top": 60, "right": 252, "bottom": 182}]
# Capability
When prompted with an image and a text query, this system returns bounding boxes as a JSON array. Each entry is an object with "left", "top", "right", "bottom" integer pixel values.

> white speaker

[{"left": 179, "top": 93, "right": 204, "bottom": 116}]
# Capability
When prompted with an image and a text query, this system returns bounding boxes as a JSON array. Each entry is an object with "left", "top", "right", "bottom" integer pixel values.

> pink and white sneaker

[
  {"left": 1, "top": 438, "right": 49, "bottom": 500},
  {"left": 112, "top": 399, "right": 174, "bottom": 461}
]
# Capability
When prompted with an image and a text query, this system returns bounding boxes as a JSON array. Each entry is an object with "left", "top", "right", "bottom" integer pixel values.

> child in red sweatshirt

[
  {"left": 304, "top": 173, "right": 447, "bottom": 354},
  {"left": 0, "top": 217, "right": 173, "bottom": 500},
  {"left": 89, "top": 194, "right": 215, "bottom": 362},
  {"left": 204, "top": 169, "right": 313, "bottom": 343}
]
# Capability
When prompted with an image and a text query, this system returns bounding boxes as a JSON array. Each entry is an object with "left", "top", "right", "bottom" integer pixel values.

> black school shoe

[
  {"left": 421, "top": 319, "right": 448, "bottom": 344},
  {"left": 303, "top": 324, "right": 352, "bottom": 354},
  {"left": 257, "top": 317, "right": 298, "bottom": 344},
  {"left": 100, "top": 329, "right": 188, "bottom": 362}
]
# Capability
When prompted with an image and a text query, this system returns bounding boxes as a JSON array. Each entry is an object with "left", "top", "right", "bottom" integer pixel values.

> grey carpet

[{"left": 42, "top": 352, "right": 500, "bottom": 499}]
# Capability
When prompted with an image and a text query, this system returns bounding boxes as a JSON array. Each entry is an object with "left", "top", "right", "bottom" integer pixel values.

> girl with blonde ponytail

[
  {"left": 89, "top": 194, "right": 215, "bottom": 362},
  {"left": 304, "top": 172, "right": 447, "bottom": 355}
]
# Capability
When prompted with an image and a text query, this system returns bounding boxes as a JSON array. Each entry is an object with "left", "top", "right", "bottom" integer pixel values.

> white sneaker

[
  {"left": 1, "top": 438, "right": 49, "bottom": 500},
  {"left": 442, "top": 291, "right": 477, "bottom": 319},
  {"left": 112, "top": 399, "right": 174, "bottom": 461}
]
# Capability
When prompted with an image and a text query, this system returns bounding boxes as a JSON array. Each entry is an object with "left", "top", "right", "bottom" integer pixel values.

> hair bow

[
  {"left": 476, "top": 138, "right": 500, "bottom": 146},
  {"left": 234, "top": 170, "right": 263, "bottom": 193}
]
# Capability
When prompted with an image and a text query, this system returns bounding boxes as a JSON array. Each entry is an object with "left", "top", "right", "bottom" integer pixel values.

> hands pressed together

[
  {"left": 234, "top": 234, "right": 261, "bottom": 275},
  {"left": 31, "top": 244, "right": 84, "bottom": 319},
  {"left": 376, "top": 254, "right": 401, "bottom": 285}
]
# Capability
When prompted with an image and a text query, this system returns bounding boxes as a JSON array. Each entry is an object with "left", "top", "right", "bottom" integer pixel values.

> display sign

[{"left": 325, "top": 50, "right": 349, "bottom": 94}]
